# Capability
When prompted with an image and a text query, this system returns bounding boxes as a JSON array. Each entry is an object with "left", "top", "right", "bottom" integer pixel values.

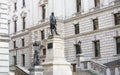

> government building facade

[
  {"left": 9, "top": 0, "right": 120, "bottom": 75},
  {"left": 0, "top": 0, "right": 9, "bottom": 75}
]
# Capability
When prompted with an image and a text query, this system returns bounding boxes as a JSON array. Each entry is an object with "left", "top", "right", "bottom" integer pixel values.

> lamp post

[
  {"left": 29, "top": 42, "right": 43, "bottom": 75},
  {"left": 33, "top": 41, "right": 40, "bottom": 66},
  {"left": 15, "top": 47, "right": 18, "bottom": 65},
  {"left": 76, "top": 40, "right": 81, "bottom": 69}
]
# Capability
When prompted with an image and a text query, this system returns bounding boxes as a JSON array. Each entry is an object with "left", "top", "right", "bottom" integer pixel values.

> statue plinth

[
  {"left": 29, "top": 66, "right": 44, "bottom": 75},
  {"left": 42, "top": 35, "right": 72, "bottom": 75}
]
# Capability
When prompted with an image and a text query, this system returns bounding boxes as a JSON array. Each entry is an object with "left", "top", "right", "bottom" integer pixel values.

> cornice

[
  {"left": 64, "top": 4, "right": 120, "bottom": 23},
  {"left": 65, "top": 25, "right": 120, "bottom": 40},
  {"left": 0, "top": 34, "right": 9, "bottom": 37},
  {"left": 27, "top": 22, "right": 49, "bottom": 31},
  {"left": 0, "top": 39, "right": 10, "bottom": 42},
  {"left": 9, "top": 46, "right": 29, "bottom": 52},
  {"left": 0, "top": 53, "right": 9, "bottom": 55},
  {"left": 27, "top": 19, "right": 64, "bottom": 31},
  {"left": 10, "top": 30, "right": 29, "bottom": 39}
]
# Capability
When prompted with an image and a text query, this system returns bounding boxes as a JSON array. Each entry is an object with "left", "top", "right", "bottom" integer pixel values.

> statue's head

[{"left": 51, "top": 12, "right": 54, "bottom": 16}]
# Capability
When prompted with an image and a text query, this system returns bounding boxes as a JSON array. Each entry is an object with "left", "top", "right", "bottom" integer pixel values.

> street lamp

[
  {"left": 76, "top": 40, "right": 81, "bottom": 69},
  {"left": 33, "top": 41, "right": 40, "bottom": 66},
  {"left": 78, "top": 40, "right": 81, "bottom": 46},
  {"left": 15, "top": 46, "right": 18, "bottom": 65}
]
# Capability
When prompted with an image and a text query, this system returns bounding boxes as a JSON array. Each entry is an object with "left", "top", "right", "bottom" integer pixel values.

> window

[
  {"left": 14, "top": 20, "right": 17, "bottom": 32},
  {"left": 41, "top": 30, "right": 45, "bottom": 40},
  {"left": 42, "top": 5, "right": 46, "bottom": 20},
  {"left": 14, "top": 2, "right": 17, "bottom": 10},
  {"left": 74, "top": 23, "right": 79, "bottom": 34},
  {"left": 114, "top": 13, "right": 120, "bottom": 25},
  {"left": 116, "top": 37, "right": 120, "bottom": 54},
  {"left": 72, "top": 64, "right": 76, "bottom": 72},
  {"left": 23, "top": 0, "right": 25, "bottom": 6},
  {"left": 76, "top": 0, "right": 81, "bottom": 12},
  {"left": 94, "top": 40, "right": 100, "bottom": 57},
  {"left": 43, "top": 49, "right": 46, "bottom": 55},
  {"left": 21, "top": 54, "right": 25, "bottom": 66},
  {"left": 22, "top": 17, "right": 26, "bottom": 30},
  {"left": 22, "top": 38, "right": 25, "bottom": 47},
  {"left": 75, "top": 44, "right": 81, "bottom": 54},
  {"left": 13, "top": 56, "right": 16, "bottom": 65},
  {"left": 93, "top": 18, "right": 99, "bottom": 30},
  {"left": 13, "top": 41, "right": 16, "bottom": 48},
  {"left": 94, "top": 0, "right": 100, "bottom": 7}
]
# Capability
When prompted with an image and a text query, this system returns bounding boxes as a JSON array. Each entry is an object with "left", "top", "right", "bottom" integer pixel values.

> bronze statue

[
  {"left": 50, "top": 12, "right": 58, "bottom": 36},
  {"left": 33, "top": 50, "right": 40, "bottom": 66}
]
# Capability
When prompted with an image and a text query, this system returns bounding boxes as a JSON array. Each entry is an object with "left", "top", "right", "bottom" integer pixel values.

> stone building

[
  {"left": 9, "top": 0, "right": 120, "bottom": 75},
  {"left": 0, "top": 0, "right": 9, "bottom": 75}
]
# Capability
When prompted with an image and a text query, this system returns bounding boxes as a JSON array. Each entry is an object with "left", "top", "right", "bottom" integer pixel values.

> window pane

[
  {"left": 116, "top": 37, "right": 120, "bottom": 54},
  {"left": 23, "top": 0, "right": 25, "bottom": 6},
  {"left": 14, "top": 3, "right": 17, "bottom": 10},
  {"left": 74, "top": 24, "right": 79, "bottom": 34},
  {"left": 75, "top": 44, "right": 81, "bottom": 54},
  {"left": 23, "top": 17, "right": 25, "bottom": 29},
  {"left": 13, "top": 56, "right": 16, "bottom": 65},
  {"left": 93, "top": 19, "right": 99, "bottom": 30},
  {"left": 95, "top": 0, "right": 100, "bottom": 7},
  {"left": 41, "top": 30, "right": 45, "bottom": 40},
  {"left": 114, "top": 13, "right": 120, "bottom": 25},
  {"left": 13, "top": 41, "right": 16, "bottom": 48},
  {"left": 42, "top": 5, "right": 46, "bottom": 20},
  {"left": 22, "top": 54, "right": 25, "bottom": 66},
  {"left": 76, "top": 0, "right": 81, "bottom": 12},
  {"left": 94, "top": 41, "right": 100, "bottom": 57},
  {"left": 22, "top": 39, "right": 24, "bottom": 47},
  {"left": 43, "top": 49, "right": 46, "bottom": 55},
  {"left": 14, "top": 20, "right": 17, "bottom": 32}
]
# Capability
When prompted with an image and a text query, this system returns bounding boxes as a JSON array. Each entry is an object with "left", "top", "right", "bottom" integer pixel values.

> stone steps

[{"left": 73, "top": 70, "right": 97, "bottom": 75}]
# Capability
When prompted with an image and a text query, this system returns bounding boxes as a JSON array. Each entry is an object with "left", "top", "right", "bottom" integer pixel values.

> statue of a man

[
  {"left": 33, "top": 50, "right": 40, "bottom": 66},
  {"left": 50, "top": 12, "right": 58, "bottom": 36}
]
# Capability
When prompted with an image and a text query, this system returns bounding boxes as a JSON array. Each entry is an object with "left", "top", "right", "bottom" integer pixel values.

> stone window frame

[
  {"left": 94, "top": 0, "right": 100, "bottom": 7},
  {"left": 76, "top": 0, "right": 81, "bottom": 13},
  {"left": 74, "top": 43, "right": 82, "bottom": 55},
  {"left": 12, "top": 15, "right": 18, "bottom": 33},
  {"left": 43, "top": 48, "right": 46, "bottom": 55},
  {"left": 20, "top": 11, "right": 27, "bottom": 30},
  {"left": 93, "top": 40, "right": 101, "bottom": 58},
  {"left": 74, "top": 23, "right": 80, "bottom": 34},
  {"left": 41, "top": 30, "right": 45, "bottom": 40},
  {"left": 21, "top": 38, "right": 25, "bottom": 47},
  {"left": 115, "top": 37, "right": 120, "bottom": 54},
  {"left": 41, "top": 5, "right": 46, "bottom": 20},
  {"left": 22, "top": 0, "right": 26, "bottom": 7},
  {"left": 93, "top": 18, "right": 99, "bottom": 30},
  {"left": 13, "top": 55, "right": 17, "bottom": 65},
  {"left": 114, "top": 13, "right": 120, "bottom": 25},
  {"left": 39, "top": 0, "right": 48, "bottom": 21},
  {"left": 14, "top": 2, "right": 17, "bottom": 11},
  {"left": 13, "top": 40, "right": 16, "bottom": 48},
  {"left": 22, "top": 17, "right": 26, "bottom": 30},
  {"left": 14, "top": 20, "right": 17, "bottom": 33},
  {"left": 21, "top": 54, "right": 25, "bottom": 66}
]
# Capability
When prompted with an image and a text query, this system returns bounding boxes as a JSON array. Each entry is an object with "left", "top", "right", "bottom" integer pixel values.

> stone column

[
  {"left": 115, "top": 67, "right": 119, "bottom": 75},
  {"left": 106, "top": 68, "right": 111, "bottom": 75},
  {"left": 42, "top": 35, "right": 72, "bottom": 75}
]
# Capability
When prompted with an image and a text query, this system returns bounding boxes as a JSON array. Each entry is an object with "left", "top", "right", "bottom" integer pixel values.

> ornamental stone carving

[
  {"left": 12, "top": 15, "right": 18, "bottom": 21},
  {"left": 20, "top": 11, "right": 27, "bottom": 18},
  {"left": 39, "top": 0, "right": 48, "bottom": 6}
]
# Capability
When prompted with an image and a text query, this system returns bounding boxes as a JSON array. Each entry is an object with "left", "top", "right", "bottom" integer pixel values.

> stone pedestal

[
  {"left": 29, "top": 66, "right": 44, "bottom": 75},
  {"left": 42, "top": 35, "right": 72, "bottom": 75}
]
